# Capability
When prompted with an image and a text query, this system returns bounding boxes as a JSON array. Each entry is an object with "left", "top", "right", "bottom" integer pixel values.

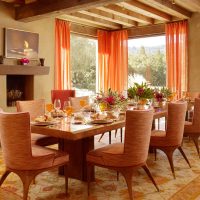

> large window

[
  {"left": 128, "top": 36, "right": 166, "bottom": 88},
  {"left": 70, "top": 35, "right": 97, "bottom": 96}
]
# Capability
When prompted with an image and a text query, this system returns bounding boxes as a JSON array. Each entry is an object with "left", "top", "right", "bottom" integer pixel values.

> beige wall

[
  {"left": 0, "top": 2, "right": 55, "bottom": 111},
  {"left": 189, "top": 13, "right": 200, "bottom": 92}
]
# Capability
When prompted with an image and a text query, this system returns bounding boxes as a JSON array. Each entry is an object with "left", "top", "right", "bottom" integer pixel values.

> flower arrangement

[
  {"left": 154, "top": 90, "right": 164, "bottom": 102},
  {"left": 127, "top": 82, "right": 154, "bottom": 100},
  {"left": 96, "top": 88, "right": 127, "bottom": 111},
  {"left": 20, "top": 58, "right": 29, "bottom": 65},
  {"left": 160, "top": 87, "right": 173, "bottom": 99}
]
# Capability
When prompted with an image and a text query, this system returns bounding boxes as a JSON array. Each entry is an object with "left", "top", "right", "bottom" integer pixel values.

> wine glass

[{"left": 54, "top": 99, "right": 61, "bottom": 119}]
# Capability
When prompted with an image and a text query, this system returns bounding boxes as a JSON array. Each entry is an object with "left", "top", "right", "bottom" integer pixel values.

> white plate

[
  {"left": 90, "top": 119, "right": 113, "bottom": 124},
  {"left": 31, "top": 121, "right": 58, "bottom": 126}
]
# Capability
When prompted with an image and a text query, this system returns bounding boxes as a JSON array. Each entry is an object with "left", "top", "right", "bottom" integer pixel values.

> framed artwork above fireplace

[{"left": 4, "top": 28, "right": 39, "bottom": 60}]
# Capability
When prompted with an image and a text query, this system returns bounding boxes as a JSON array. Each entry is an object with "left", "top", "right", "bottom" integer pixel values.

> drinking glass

[
  {"left": 54, "top": 99, "right": 61, "bottom": 119},
  {"left": 45, "top": 103, "right": 53, "bottom": 114},
  {"left": 63, "top": 101, "right": 73, "bottom": 115},
  {"left": 80, "top": 99, "right": 87, "bottom": 108}
]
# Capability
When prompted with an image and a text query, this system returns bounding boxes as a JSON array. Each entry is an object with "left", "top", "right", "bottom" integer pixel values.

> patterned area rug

[{"left": 1, "top": 129, "right": 200, "bottom": 200}]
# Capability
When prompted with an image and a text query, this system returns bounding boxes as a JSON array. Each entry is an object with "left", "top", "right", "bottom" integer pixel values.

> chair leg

[
  {"left": 0, "top": 170, "right": 10, "bottom": 186},
  {"left": 109, "top": 131, "right": 111, "bottom": 144},
  {"left": 154, "top": 148, "right": 157, "bottom": 161},
  {"left": 117, "top": 171, "right": 119, "bottom": 181},
  {"left": 98, "top": 133, "right": 105, "bottom": 142},
  {"left": 162, "top": 147, "right": 176, "bottom": 179},
  {"left": 142, "top": 164, "right": 159, "bottom": 192},
  {"left": 191, "top": 136, "right": 200, "bottom": 158},
  {"left": 115, "top": 129, "right": 118, "bottom": 137},
  {"left": 64, "top": 165, "right": 68, "bottom": 194},
  {"left": 19, "top": 173, "right": 36, "bottom": 200},
  {"left": 178, "top": 146, "right": 191, "bottom": 168},
  {"left": 120, "top": 128, "right": 123, "bottom": 143},
  {"left": 120, "top": 168, "right": 134, "bottom": 200}
]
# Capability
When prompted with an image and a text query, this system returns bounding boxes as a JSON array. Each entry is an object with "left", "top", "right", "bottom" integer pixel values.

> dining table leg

[{"left": 58, "top": 136, "right": 95, "bottom": 182}]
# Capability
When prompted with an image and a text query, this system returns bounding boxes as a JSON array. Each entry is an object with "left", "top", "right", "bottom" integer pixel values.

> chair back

[
  {"left": 51, "top": 90, "right": 75, "bottom": 109},
  {"left": 16, "top": 99, "right": 45, "bottom": 121},
  {"left": 0, "top": 112, "right": 32, "bottom": 170},
  {"left": 124, "top": 109, "right": 153, "bottom": 165},
  {"left": 166, "top": 102, "right": 187, "bottom": 146},
  {"left": 188, "top": 92, "right": 200, "bottom": 101},
  {"left": 191, "top": 98, "right": 200, "bottom": 129},
  {"left": 69, "top": 96, "right": 89, "bottom": 112}
]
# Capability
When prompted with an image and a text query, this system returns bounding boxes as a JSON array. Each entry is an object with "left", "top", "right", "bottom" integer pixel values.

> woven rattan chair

[
  {"left": 0, "top": 112, "right": 69, "bottom": 200},
  {"left": 87, "top": 109, "right": 159, "bottom": 200},
  {"left": 16, "top": 99, "right": 58, "bottom": 146},
  {"left": 184, "top": 98, "right": 200, "bottom": 157},
  {"left": 150, "top": 102, "right": 191, "bottom": 179}
]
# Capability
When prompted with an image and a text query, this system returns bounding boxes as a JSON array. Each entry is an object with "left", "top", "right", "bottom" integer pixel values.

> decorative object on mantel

[
  {"left": 0, "top": 55, "right": 4, "bottom": 64},
  {"left": 19, "top": 58, "right": 29, "bottom": 65},
  {"left": 4, "top": 28, "right": 39, "bottom": 59},
  {"left": 39, "top": 58, "right": 45, "bottom": 66}
]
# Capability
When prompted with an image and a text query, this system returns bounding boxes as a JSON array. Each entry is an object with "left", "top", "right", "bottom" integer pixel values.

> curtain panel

[
  {"left": 55, "top": 19, "right": 71, "bottom": 89},
  {"left": 166, "top": 20, "right": 188, "bottom": 98},
  {"left": 98, "top": 30, "right": 128, "bottom": 93}
]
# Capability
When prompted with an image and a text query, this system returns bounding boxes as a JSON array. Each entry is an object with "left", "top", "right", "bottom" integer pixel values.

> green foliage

[
  {"left": 160, "top": 87, "right": 172, "bottom": 98},
  {"left": 128, "top": 46, "right": 166, "bottom": 87},
  {"left": 128, "top": 82, "right": 154, "bottom": 99},
  {"left": 70, "top": 35, "right": 96, "bottom": 92}
]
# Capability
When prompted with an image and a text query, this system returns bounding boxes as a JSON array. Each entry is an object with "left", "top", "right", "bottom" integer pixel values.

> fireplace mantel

[{"left": 0, "top": 64, "right": 50, "bottom": 75}]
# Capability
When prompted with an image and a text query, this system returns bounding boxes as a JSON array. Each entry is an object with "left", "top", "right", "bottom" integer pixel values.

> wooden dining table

[{"left": 31, "top": 109, "right": 167, "bottom": 182}]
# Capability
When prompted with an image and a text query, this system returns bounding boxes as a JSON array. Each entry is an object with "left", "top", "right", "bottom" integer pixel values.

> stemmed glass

[
  {"left": 63, "top": 101, "right": 74, "bottom": 123},
  {"left": 54, "top": 99, "right": 61, "bottom": 119}
]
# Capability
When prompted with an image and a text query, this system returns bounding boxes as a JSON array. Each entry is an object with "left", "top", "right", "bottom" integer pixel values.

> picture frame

[{"left": 4, "top": 28, "right": 39, "bottom": 60}]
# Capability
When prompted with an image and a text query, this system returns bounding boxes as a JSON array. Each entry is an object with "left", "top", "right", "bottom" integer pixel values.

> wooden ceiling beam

[
  {"left": 59, "top": 15, "right": 109, "bottom": 30},
  {"left": 61, "top": 12, "right": 122, "bottom": 29},
  {"left": 119, "top": 1, "right": 172, "bottom": 21},
  {"left": 15, "top": 0, "right": 125, "bottom": 22},
  {"left": 98, "top": 4, "right": 154, "bottom": 24},
  {"left": 138, "top": 0, "right": 192, "bottom": 19},
  {"left": 79, "top": 8, "right": 137, "bottom": 27},
  {"left": 70, "top": 23, "right": 97, "bottom": 38}
]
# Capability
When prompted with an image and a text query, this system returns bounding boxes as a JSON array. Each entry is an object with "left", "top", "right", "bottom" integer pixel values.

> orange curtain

[
  {"left": 98, "top": 30, "right": 128, "bottom": 93},
  {"left": 166, "top": 20, "right": 188, "bottom": 98},
  {"left": 55, "top": 19, "right": 71, "bottom": 89},
  {"left": 98, "top": 30, "right": 111, "bottom": 92}
]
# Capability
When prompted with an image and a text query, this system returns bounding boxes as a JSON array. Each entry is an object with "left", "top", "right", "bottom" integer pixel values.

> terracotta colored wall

[{"left": 0, "top": 2, "right": 55, "bottom": 111}]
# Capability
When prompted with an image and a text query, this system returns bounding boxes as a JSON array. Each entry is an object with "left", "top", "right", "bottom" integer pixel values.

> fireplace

[{"left": 6, "top": 75, "right": 34, "bottom": 107}]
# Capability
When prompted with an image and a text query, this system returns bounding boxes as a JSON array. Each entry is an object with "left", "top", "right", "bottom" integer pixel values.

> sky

[{"left": 128, "top": 35, "right": 166, "bottom": 48}]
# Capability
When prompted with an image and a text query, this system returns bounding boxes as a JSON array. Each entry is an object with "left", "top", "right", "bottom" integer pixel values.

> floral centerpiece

[
  {"left": 153, "top": 87, "right": 173, "bottom": 108},
  {"left": 128, "top": 82, "right": 154, "bottom": 105},
  {"left": 96, "top": 88, "right": 127, "bottom": 111},
  {"left": 20, "top": 58, "right": 29, "bottom": 65},
  {"left": 160, "top": 87, "right": 173, "bottom": 101}
]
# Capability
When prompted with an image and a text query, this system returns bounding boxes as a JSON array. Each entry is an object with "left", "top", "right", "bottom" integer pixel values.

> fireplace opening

[{"left": 6, "top": 75, "right": 34, "bottom": 107}]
